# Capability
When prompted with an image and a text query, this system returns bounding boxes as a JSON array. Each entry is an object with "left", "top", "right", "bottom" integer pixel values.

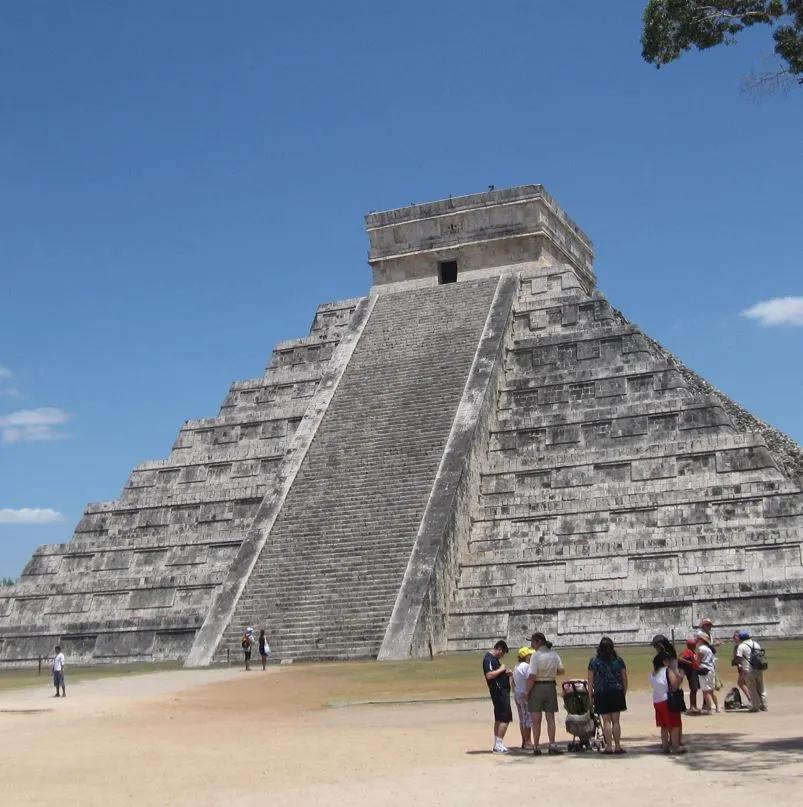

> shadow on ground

[
  {"left": 465, "top": 731, "right": 803, "bottom": 772},
  {"left": 675, "top": 732, "right": 803, "bottom": 773}
]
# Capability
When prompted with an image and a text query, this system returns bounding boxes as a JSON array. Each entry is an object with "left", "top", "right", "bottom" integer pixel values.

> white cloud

[
  {"left": 0, "top": 508, "right": 65, "bottom": 525},
  {"left": 742, "top": 296, "right": 803, "bottom": 327},
  {"left": 0, "top": 364, "right": 21, "bottom": 398},
  {"left": 0, "top": 407, "right": 72, "bottom": 443}
]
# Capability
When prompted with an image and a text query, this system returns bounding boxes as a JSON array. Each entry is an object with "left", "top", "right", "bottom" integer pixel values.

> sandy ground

[{"left": 1, "top": 667, "right": 802, "bottom": 807}]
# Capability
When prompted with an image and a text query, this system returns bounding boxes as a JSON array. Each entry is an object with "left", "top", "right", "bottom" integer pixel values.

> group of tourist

[
  {"left": 484, "top": 631, "right": 568, "bottom": 755},
  {"left": 483, "top": 618, "right": 769, "bottom": 756},
  {"left": 45, "top": 627, "right": 270, "bottom": 699},
  {"left": 241, "top": 627, "right": 271, "bottom": 670}
]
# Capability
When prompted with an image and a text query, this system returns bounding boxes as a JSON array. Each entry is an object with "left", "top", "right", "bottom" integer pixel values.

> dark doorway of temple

[{"left": 438, "top": 260, "right": 458, "bottom": 284}]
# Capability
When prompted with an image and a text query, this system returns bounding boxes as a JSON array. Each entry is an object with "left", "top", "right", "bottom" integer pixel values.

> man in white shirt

[
  {"left": 52, "top": 644, "right": 66, "bottom": 698},
  {"left": 736, "top": 631, "right": 767, "bottom": 712},
  {"left": 525, "top": 632, "right": 565, "bottom": 755}
]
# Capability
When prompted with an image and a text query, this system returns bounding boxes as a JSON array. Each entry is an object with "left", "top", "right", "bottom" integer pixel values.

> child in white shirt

[{"left": 513, "top": 647, "right": 535, "bottom": 749}]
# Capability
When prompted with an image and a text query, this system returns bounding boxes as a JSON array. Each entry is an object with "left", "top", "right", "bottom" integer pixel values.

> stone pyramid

[{"left": 1, "top": 185, "right": 801, "bottom": 666}]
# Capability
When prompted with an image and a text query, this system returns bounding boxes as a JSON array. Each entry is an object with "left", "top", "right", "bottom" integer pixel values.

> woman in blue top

[{"left": 587, "top": 636, "right": 628, "bottom": 754}]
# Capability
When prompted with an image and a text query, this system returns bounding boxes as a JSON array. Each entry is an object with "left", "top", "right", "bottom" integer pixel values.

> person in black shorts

[{"left": 483, "top": 640, "right": 513, "bottom": 753}]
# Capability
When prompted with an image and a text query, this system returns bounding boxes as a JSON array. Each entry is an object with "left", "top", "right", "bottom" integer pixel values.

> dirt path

[{"left": 1, "top": 669, "right": 801, "bottom": 806}]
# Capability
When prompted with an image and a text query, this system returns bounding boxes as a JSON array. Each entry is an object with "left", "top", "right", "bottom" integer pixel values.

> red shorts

[{"left": 654, "top": 700, "right": 682, "bottom": 729}]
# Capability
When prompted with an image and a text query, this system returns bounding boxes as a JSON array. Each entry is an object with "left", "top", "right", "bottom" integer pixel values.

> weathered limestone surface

[
  {"left": 218, "top": 279, "right": 499, "bottom": 659},
  {"left": 0, "top": 299, "right": 362, "bottom": 664},
  {"left": 445, "top": 265, "right": 803, "bottom": 650}
]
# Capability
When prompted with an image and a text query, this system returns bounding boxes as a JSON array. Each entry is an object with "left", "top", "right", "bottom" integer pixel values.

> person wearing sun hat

[
  {"left": 514, "top": 646, "right": 536, "bottom": 749},
  {"left": 698, "top": 617, "right": 723, "bottom": 647},
  {"left": 736, "top": 630, "right": 768, "bottom": 712}
]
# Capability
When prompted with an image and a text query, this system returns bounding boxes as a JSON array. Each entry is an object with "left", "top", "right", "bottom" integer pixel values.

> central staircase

[{"left": 224, "top": 279, "right": 498, "bottom": 658}]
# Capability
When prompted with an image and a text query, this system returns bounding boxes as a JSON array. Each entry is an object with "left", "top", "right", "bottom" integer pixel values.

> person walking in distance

[
  {"left": 736, "top": 630, "right": 768, "bottom": 712},
  {"left": 258, "top": 629, "right": 270, "bottom": 671},
  {"left": 525, "top": 632, "right": 565, "bottom": 756},
  {"left": 514, "top": 646, "right": 535, "bottom": 750},
  {"left": 483, "top": 640, "right": 513, "bottom": 753},
  {"left": 52, "top": 644, "right": 66, "bottom": 698}
]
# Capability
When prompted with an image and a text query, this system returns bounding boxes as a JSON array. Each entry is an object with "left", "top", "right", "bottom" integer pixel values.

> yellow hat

[{"left": 518, "top": 646, "right": 535, "bottom": 661}]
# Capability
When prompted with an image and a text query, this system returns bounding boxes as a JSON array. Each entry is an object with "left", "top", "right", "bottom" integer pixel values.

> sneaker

[
  {"left": 493, "top": 743, "right": 509, "bottom": 754},
  {"left": 547, "top": 746, "right": 564, "bottom": 755}
]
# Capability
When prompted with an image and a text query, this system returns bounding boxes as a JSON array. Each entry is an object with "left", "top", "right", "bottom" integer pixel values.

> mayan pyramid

[{"left": 1, "top": 185, "right": 802, "bottom": 666}]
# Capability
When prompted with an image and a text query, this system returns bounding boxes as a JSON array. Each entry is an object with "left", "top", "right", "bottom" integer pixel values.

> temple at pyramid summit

[{"left": 2, "top": 185, "right": 803, "bottom": 667}]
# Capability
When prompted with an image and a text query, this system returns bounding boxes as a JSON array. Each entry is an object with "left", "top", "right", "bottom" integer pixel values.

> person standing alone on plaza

[
  {"left": 52, "top": 645, "right": 66, "bottom": 698},
  {"left": 483, "top": 640, "right": 513, "bottom": 753},
  {"left": 526, "top": 632, "right": 565, "bottom": 755}
]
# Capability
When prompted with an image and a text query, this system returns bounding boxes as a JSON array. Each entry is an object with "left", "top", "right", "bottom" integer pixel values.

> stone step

[{"left": 224, "top": 279, "right": 499, "bottom": 659}]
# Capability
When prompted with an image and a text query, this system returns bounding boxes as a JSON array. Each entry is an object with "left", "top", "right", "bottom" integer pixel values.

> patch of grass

[
  {"left": 0, "top": 661, "right": 183, "bottom": 693},
  {"left": 286, "top": 639, "right": 803, "bottom": 709}
]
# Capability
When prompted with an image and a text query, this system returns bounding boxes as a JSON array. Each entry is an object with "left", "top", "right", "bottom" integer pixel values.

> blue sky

[{"left": 1, "top": 1, "right": 802, "bottom": 578}]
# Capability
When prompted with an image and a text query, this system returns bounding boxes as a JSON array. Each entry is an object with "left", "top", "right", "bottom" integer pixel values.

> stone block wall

[
  {"left": 446, "top": 265, "right": 803, "bottom": 650},
  {"left": 0, "top": 299, "right": 362, "bottom": 665}
]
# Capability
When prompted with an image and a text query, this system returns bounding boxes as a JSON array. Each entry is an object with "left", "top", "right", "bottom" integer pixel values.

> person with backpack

[
  {"left": 730, "top": 630, "right": 752, "bottom": 706},
  {"left": 736, "top": 630, "right": 768, "bottom": 712},
  {"left": 241, "top": 627, "right": 255, "bottom": 671}
]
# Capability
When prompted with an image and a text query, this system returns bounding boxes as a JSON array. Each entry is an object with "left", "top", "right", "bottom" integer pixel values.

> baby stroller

[{"left": 562, "top": 679, "right": 604, "bottom": 752}]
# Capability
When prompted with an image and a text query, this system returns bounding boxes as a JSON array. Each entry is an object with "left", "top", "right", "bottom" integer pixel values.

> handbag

[{"left": 667, "top": 688, "right": 687, "bottom": 713}]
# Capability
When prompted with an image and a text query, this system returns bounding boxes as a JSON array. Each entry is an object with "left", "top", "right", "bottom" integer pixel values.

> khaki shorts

[{"left": 528, "top": 681, "right": 558, "bottom": 713}]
